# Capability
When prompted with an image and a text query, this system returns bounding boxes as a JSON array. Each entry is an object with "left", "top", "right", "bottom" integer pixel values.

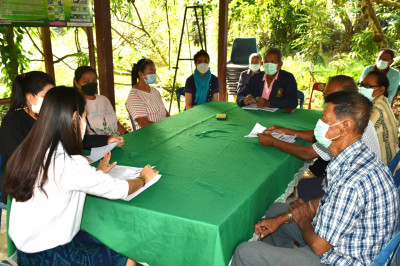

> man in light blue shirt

[{"left": 360, "top": 48, "right": 400, "bottom": 104}]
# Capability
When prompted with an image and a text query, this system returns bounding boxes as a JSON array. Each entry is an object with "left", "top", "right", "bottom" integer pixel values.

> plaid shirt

[{"left": 312, "top": 140, "right": 399, "bottom": 265}]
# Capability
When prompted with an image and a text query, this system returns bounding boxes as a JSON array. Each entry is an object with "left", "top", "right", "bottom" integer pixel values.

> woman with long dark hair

[
  {"left": 125, "top": 59, "right": 169, "bottom": 129},
  {"left": 0, "top": 71, "right": 55, "bottom": 203},
  {"left": 5, "top": 86, "right": 158, "bottom": 265},
  {"left": 73, "top": 66, "right": 127, "bottom": 135}
]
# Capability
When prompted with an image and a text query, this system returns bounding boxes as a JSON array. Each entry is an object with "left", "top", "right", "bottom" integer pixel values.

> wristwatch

[
  {"left": 285, "top": 211, "right": 293, "bottom": 224},
  {"left": 138, "top": 176, "right": 146, "bottom": 187}
]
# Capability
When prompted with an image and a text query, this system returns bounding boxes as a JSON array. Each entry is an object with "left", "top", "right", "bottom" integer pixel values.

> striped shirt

[
  {"left": 313, "top": 140, "right": 399, "bottom": 265},
  {"left": 370, "top": 95, "right": 399, "bottom": 165},
  {"left": 125, "top": 86, "right": 167, "bottom": 130}
]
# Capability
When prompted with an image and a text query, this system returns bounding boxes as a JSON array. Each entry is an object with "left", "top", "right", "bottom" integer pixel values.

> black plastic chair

[
  {"left": 176, "top": 87, "right": 185, "bottom": 112},
  {"left": 229, "top": 38, "right": 258, "bottom": 65},
  {"left": 226, "top": 38, "right": 258, "bottom": 95}
]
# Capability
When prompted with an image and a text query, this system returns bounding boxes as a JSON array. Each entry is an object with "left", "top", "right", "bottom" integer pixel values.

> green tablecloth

[{"left": 80, "top": 102, "right": 321, "bottom": 266}]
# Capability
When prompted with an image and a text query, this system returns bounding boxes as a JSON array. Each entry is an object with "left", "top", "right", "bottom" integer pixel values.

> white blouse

[{"left": 9, "top": 144, "right": 129, "bottom": 253}]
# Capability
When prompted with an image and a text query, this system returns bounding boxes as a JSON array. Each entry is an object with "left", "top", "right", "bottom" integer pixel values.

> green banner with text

[{"left": 0, "top": 0, "right": 93, "bottom": 27}]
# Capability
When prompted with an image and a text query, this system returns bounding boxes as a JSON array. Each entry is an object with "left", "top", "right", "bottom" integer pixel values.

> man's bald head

[{"left": 323, "top": 75, "right": 358, "bottom": 99}]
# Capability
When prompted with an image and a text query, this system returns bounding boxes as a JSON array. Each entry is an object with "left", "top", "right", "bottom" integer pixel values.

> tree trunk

[
  {"left": 359, "top": 0, "right": 389, "bottom": 48},
  {"left": 6, "top": 27, "right": 18, "bottom": 83}
]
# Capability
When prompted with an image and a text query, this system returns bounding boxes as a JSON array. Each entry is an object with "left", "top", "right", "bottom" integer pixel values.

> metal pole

[
  {"left": 201, "top": 7, "right": 207, "bottom": 51},
  {"left": 168, "top": 7, "right": 188, "bottom": 113},
  {"left": 194, "top": 8, "right": 204, "bottom": 51}
]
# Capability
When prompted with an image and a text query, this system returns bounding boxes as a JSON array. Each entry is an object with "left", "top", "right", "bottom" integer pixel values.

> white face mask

[
  {"left": 79, "top": 115, "right": 86, "bottom": 140},
  {"left": 196, "top": 63, "right": 209, "bottom": 74},
  {"left": 376, "top": 59, "right": 389, "bottom": 70},
  {"left": 249, "top": 64, "right": 261, "bottom": 72},
  {"left": 28, "top": 94, "right": 44, "bottom": 114}
]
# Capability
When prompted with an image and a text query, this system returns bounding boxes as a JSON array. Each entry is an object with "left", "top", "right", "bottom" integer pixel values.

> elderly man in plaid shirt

[{"left": 232, "top": 91, "right": 399, "bottom": 266}]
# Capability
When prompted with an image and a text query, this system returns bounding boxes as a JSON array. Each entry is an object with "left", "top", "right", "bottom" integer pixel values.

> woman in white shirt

[
  {"left": 4, "top": 86, "right": 158, "bottom": 266},
  {"left": 126, "top": 59, "right": 170, "bottom": 129}
]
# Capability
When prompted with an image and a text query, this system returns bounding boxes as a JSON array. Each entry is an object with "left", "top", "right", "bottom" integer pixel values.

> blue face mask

[
  {"left": 314, "top": 119, "right": 344, "bottom": 148},
  {"left": 144, "top": 74, "right": 157, "bottom": 84},
  {"left": 358, "top": 87, "right": 375, "bottom": 101}
]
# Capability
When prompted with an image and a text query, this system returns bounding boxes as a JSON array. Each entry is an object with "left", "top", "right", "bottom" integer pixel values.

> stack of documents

[
  {"left": 244, "top": 123, "right": 297, "bottom": 143},
  {"left": 108, "top": 165, "right": 162, "bottom": 201},
  {"left": 242, "top": 103, "right": 278, "bottom": 112}
]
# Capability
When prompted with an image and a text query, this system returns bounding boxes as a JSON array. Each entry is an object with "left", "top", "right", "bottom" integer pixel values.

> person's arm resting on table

[
  {"left": 237, "top": 76, "right": 258, "bottom": 106},
  {"left": 258, "top": 133, "right": 319, "bottom": 160}
]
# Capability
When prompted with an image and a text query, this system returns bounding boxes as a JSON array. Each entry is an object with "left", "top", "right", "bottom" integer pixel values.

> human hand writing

[{"left": 140, "top": 165, "right": 159, "bottom": 183}]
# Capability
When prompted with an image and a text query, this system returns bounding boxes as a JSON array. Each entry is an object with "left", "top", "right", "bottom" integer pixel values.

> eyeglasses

[{"left": 358, "top": 83, "right": 380, "bottom": 89}]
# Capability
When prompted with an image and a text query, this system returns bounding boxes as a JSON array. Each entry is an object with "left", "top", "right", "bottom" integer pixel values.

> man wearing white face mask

[
  {"left": 232, "top": 91, "right": 399, "bottom": 266},
  {"left": 360, "top": 48, "right": 400, "bottom": 104},
  {"left": 359, "top": 71, "right": 399, "bottom": 164},
  {"left": 259, "top": 75, "right": 381, "bottom": 202},
  {"left": 184, "top": 50, "right": 219, "bottom": 109},
  {"left": 237, "top": 47, "right": 298, "bottom": 108},
  {"left": 237, "top": 53, "right": 262, "bottom": 94}
]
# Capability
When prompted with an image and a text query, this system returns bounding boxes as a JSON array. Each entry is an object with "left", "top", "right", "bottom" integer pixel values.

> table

[{"left": 81, "top": 102, "right": 321, "bottom": 265}]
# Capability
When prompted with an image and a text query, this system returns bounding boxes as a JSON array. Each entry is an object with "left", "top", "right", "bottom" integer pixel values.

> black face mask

[{"left": 81, "top": 82, "right": 98, "bottom": 96}]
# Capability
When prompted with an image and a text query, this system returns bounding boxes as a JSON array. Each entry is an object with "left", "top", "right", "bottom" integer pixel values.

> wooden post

[
  {"left": 86, "top": 27, "right": 96, "bottom": 70},
  {"left": 40, "top": 27, "right": 55, "bottom": 81},
  {"left": 94, "top": 0, "right": 115, "bottom": 107},
  {"left": 217, "top": 0, "right": 228, "bottom": 102}
]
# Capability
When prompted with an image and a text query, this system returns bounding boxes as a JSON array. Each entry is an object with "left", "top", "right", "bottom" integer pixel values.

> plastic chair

[
  {"left": 176, "top": 87, "right": 185, "bottom": 112},
  {"left": 308, "top": 82, "right": 326, "bottom": 109},
  {"left": 229, "top": 38, "right": 258, "bottom": 65},
  {"left": 125, "top": 106, "right": 136, "bottom": 131},
  {"left": 226, "top": 38, "right": 258, "bottom": 95},
  {"left": 297, "top": 91, "right": 304, "bottom": 109},
  {"left": 371, "top": 231, "right": 400, "bottom": 266},
  {"left": 388, "top": 150, "right": 400, "bottom": 187}
]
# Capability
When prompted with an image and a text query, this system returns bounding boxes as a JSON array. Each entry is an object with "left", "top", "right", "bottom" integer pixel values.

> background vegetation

[{"left": 1, "top": 0, "right": 400, "bottom": 126}]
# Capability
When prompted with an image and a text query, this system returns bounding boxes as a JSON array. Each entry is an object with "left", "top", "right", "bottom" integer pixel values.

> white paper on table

[
  {"left": 87, "top": 142, "right": 120, "bottom": 163},
  {"left": 244, "top": 123, "right": 267, "bottom": 138},
  {"left": 242, "top": 103, "right": 278, "bottom": 112},
  {"left": 108, "top": 165, "right": 162, "bottom": 201},
  {"left": 244, "top": 123, "right": 297, "bottom": 143}
]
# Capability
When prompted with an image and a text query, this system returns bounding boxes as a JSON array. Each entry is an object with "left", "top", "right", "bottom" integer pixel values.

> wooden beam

[
  {"left": 217, "top": 0, "right": 228, "bottom": 102},
  {"left": 86, "top": 27, "right": 96, "bottom": 70},
  {"left": 40, "top": 27, "right": 55, "bottom": 81},
  {"left": 94, "top": 0, "right": 115, "bottom": 107}
]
